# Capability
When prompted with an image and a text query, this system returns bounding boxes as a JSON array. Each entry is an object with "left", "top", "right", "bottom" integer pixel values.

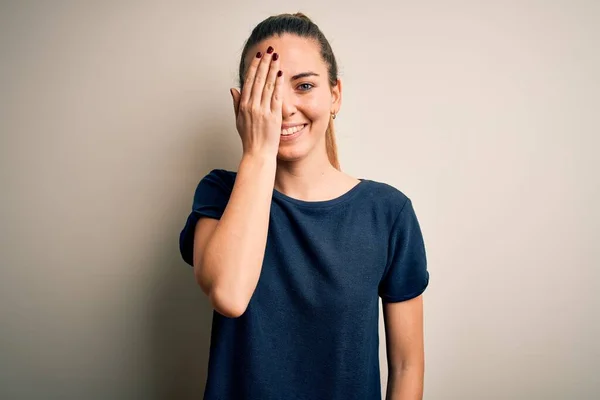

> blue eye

[{"left": 298, "top": 83, "right": 314, "bottom": 91}]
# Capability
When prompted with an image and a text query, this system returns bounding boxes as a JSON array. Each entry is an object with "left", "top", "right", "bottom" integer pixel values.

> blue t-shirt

[{"left": 179, "top": 169, "right": 429, "bottom": 400}]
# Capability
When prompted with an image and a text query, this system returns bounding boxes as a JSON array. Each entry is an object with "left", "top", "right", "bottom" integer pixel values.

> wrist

[
  {"left": 241, "top": 150, "right": 278, "bottom": 165},
  {"left": 240, "top": 151, "right": 277, "bottom": 172}
]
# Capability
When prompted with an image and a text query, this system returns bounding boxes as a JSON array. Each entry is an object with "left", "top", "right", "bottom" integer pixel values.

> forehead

[{"left": 245, "top": 34, "right": 325, "bottom": 75}]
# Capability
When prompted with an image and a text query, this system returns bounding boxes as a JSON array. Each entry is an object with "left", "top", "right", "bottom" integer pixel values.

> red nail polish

[
  {"left": 277, "top": 70, "right": 282, "bottom": 77},
  {"left": 256, "top": 51, "right": 262, "bottom": 58},
  {"left": 272, "top": 53, "right": 279, "bottom": 61},
  {"left": 267, "top": 46, "right": 274, "bottom": 54}
]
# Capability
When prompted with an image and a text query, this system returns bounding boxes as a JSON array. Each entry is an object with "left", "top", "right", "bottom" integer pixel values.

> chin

[
  {"left": 277, "top": 142, "right": 325, "bottom": 163},
  {"left": 276, "top": 149, "right": 306, "bottom": 162}
]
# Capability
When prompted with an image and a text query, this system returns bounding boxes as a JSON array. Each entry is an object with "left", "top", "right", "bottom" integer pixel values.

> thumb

[{"left": 230, "top": 88, "right": 240, "bottom": 117}]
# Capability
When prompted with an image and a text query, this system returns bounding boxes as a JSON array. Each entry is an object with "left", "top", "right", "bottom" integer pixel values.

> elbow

[
  {"left": 194, "top": 266, "right": 247, "bottom": 318},
  {"left": 209, "top": 285, "right": 248, "bottom": 318}
]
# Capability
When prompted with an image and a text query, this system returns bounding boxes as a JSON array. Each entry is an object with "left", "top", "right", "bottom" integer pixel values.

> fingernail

[
  {"left": 277, "top": 70, "right": 282, "bottom": 77},
  {"left": 256, "top": 51, "right": 262, "bottom": 58},
  {"left": 272, "top": 53, "right": 279, "bottom": 61},
  {"left": 267, "top": 46, "right": 274, "bottom": 54}
]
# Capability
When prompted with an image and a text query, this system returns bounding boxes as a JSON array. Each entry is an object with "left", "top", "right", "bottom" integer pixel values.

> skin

[
  {"left": 234, "top": 33, "right": 426, "bottom": 399},
  {"left": 240, "top": 33, "right": 360, "bottom": 202},
  {"left": 383, "top": 295, "right": 425, "bottom": 400}
]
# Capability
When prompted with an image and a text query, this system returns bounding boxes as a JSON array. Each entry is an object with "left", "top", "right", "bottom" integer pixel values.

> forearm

[
  {"left": 385, "top": 365, "right": 424, "bottom": 400},
  {"left": 201, "top": 153, "right": 276, "bottom": 316}
]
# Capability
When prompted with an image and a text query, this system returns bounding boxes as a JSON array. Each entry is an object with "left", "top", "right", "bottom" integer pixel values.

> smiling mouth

[{"left": 280, "top": 124, "right": 307, "bottom": 136}]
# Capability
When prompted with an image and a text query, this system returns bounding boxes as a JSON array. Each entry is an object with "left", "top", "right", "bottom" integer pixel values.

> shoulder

[
  {"left": 361, "top": 177, "right": 411, "bottom": 214},
  {"left": 196, "top": 168, "right": 238, "bottom": 192}
]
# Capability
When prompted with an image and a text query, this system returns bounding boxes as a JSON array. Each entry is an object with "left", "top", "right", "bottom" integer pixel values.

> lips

[
  {"left": 280, "top": 124, "right": 307, "bottom": 136},
  {"left": 280, "top": 123, "right": 307, "bottom": 140},
  {"left": 281, "top": 123, "right": 308, "bottom": 129}
]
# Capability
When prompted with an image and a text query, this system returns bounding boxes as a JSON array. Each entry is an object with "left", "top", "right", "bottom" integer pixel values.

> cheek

[{"left": 302, "top": 95, "right": 330, "bottom": 120}]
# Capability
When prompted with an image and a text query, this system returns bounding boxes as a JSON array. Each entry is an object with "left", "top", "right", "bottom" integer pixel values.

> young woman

[{"left": 179, "top": 12, "right": 430, "bottom": 400}]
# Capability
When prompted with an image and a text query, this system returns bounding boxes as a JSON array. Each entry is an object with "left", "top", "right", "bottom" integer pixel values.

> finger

[
  {"left": 261, "top": 52, "right": 280, "bottom": 110},
  {"left": 271, "top": 69, "right": 283, "bottom": 114},
  {"left": 250, "top": 47, "right": 275, "bottom": 108},
  {"left": 240, "top": 51, "right": 263, "bottom": 107}
]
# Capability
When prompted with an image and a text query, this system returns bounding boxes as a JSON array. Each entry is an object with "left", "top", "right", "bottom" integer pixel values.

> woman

[{"left": 179, "top": 12, "right": 429, "bottom": 400}]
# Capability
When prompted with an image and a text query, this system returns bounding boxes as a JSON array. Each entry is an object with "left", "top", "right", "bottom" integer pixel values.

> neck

[{"left": 274, "top": 152, "right": 340, "bottom": 201}]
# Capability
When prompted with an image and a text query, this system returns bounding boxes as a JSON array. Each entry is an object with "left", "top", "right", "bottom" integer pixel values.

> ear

[{"left": 331, "top": 78, "right": 342, "bottom": 114}]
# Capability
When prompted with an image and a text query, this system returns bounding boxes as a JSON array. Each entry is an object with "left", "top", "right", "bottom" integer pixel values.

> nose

[{"left": 280, "top": 85, "right": 297, "bottom": 118}]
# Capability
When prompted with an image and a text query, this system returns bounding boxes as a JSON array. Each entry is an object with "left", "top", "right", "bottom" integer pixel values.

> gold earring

[{"left": 331, "top": 112, "right": 337, "bottom": 120}]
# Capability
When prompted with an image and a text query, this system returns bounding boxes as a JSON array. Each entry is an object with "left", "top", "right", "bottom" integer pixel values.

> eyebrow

[{"left": 291, "top": 71, "right": 320, "bottom": 81}]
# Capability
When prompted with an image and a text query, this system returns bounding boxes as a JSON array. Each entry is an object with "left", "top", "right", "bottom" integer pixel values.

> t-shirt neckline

[{"left": 272, "top": 179, "right": 367, "bottom": 208}]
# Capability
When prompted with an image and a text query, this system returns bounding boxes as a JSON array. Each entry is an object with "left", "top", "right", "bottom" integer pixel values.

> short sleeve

[
  {"left": 378, "top": 198, "right": 429, "bottom": 302},
  {"left": 178, "top": 169, "right": 234, "bottom": 267}
]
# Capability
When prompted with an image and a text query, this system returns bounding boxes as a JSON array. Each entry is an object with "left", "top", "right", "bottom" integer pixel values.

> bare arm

[
  {"left": 383, "top": 295, "right": 425, "bottom": 400},
  {"left": 194, "top": 45, "right": 283, "bottom": 318},
  {"left": 195, "top": 154, "right": 276, "bottom": 318}
]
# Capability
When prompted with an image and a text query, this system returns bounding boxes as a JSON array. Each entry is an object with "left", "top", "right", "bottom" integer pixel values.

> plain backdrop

[{"left": 1, "top": 1, "right": 598, "bottom": 399}]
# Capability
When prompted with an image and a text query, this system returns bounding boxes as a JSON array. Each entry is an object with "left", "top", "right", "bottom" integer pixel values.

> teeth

[{"left": 281, "top": 124, "right": 305, "bottom": 135}]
